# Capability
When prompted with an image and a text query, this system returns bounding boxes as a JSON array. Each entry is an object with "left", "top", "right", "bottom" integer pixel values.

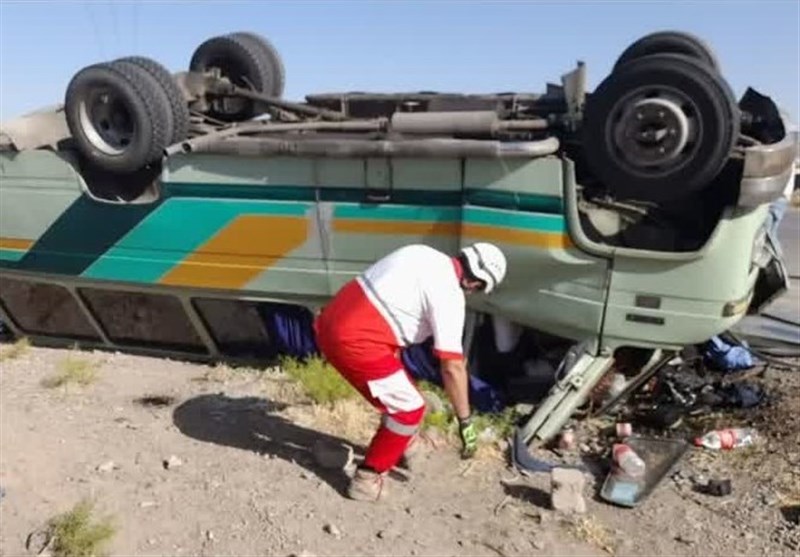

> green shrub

[
  {"left": 417, "top": 380, "right": 519, "bottom": 440},
  {"left": 48, "top": 499, "right": 116, "bottom": 557},
  {"left": 281, "top": 356, "right": 357, "bottom": 405}
]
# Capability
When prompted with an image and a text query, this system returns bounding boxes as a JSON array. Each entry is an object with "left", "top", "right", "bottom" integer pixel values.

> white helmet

[{"left": 460, "top": 242, "right": 507, "bottom": 294}]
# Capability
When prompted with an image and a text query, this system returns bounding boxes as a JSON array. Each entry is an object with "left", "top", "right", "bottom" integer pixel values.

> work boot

[{"left": 347, "top": 466, "right": 387, "bottom": 502}]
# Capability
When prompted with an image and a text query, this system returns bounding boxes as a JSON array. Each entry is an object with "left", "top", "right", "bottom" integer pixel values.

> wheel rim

[
  {"left": 608, "top": 86, "right": 700, "bottom": 175},
  {"left": 78, "top": 88, "right": 136, "bottom": 156}
]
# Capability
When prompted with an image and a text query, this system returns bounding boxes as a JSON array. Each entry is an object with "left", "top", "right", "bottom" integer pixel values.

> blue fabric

[
  {"left": 258, "top": 303, "right": 319, "bottom": 360},
  {"left": 704, "top": 336, "right": 756, "bottom": 372},
  {"left": 401, "top": 339, "right": 507, "bottom": 413}
]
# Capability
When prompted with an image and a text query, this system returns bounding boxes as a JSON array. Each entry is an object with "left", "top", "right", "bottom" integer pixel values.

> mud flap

[{"left": 511, "top": 427, "right": 557, "bottom": 473}]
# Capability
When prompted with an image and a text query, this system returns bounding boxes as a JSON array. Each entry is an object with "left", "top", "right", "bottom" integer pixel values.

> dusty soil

[{"left": 1, "top": 344, "right": 798, "bottom": 557}]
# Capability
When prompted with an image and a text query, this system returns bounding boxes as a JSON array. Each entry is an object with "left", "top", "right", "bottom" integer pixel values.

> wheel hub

[
  {"left": 613, "top": 95, "right": 694, "bottom": 169},
  {"left": 78, "top": 88, "right": 135, "bottom": 156}
]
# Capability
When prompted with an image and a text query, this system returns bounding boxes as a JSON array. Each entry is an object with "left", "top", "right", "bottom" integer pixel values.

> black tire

[
  {"left": 189, "top": 34, "right": 275, "bottom": 121},
  {"left": 116, "top": 56, "right": 190, "bottom": 144},
  {"left": 227, "top": 31, "right": 285, "bottom": 98},
  {"left": 64, "top": 62, "right": 172, "bottom": 174},
  {"left": 110, "top": 60, "right": 175, "bottom": 152},
  {"left": 614, "top": 31, "right": 719, "bottom": 72},
  {"left": 583, "top": 53, "right": 739, "bottom": 203}
]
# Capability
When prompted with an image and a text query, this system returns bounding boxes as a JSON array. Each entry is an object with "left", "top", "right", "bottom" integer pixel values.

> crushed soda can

[{"left": 616, "top": 423, "right": 632, "bottom": 438}]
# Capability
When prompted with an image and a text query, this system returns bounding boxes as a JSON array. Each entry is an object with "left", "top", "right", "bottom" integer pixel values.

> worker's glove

[{"left": 458, "top": 416, "right": 478, "bottom": 459}]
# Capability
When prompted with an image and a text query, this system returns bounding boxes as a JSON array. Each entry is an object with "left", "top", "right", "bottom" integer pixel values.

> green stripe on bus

[{"left": 83, "top": 198, "right": 312, "bottom": 282}]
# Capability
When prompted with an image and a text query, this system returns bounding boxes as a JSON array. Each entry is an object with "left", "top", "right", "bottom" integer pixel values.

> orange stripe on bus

[
  {"left": 159, "top": 215, "right": 308, "bottom": 289},
  {"left": 0, "top": 237, "right": 35, "bottom": 251},
  {"left": 334, "top": 219, "right": 460, "bottom": 236},
  {"left": 461, "top": 224, "right": 571, "bottom": 249},
  {"left": 334, "top": 219, "right": 571, "bottom": 248}
]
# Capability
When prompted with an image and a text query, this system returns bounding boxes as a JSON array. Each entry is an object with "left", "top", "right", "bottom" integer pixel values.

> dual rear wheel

[{"left": 64, "top": 31, "right": 284, "bottom": 174}]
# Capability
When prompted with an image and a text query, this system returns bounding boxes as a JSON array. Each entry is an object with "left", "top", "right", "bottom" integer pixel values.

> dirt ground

[{"left": 1, "top": 344, "right": 798, "bottom": 557}]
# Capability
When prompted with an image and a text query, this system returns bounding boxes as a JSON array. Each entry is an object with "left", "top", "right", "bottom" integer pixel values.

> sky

[{"left": 0, "top": 0, "right": 798, "bottom": 122}]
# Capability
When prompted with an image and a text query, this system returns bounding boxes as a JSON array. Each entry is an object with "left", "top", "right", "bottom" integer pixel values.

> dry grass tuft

[
  {"left": 569, "top": 516, "right": 617, "bottom": 555},
  {"left": 191, "top": 363, "right": 236, "bottom": 384},
  {"left": 0, "top": 337, "right": 30, "bottom": 362},
  {"left": 308, "top": 398, "right": 379, "bottom": 444},
  {"left": 42, "top": 355, "right": 99, "bottom": 389}
]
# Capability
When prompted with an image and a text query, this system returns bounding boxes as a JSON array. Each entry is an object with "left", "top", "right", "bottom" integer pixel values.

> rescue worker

[{"left": 314, "top": 242, "right": 508, "bottom": 501}]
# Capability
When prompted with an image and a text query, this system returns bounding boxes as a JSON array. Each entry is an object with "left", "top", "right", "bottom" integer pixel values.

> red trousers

[{"left": 315, "top": 280, "right": 426, "bottom": 473}]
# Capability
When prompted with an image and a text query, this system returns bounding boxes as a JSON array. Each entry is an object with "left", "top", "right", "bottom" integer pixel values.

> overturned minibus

[{"left": 0, "top": 30, "right": 795, "bottom": 455}]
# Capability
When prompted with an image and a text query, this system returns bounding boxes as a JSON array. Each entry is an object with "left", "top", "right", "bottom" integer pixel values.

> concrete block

[{"left": 551, "top": 467, "right": 587, "bottom": 514}]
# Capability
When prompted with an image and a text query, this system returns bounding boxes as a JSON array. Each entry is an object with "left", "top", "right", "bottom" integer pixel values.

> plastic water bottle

[
  {"left": 612, "top": 443, "right": 646, "bottom": 478},
  {"left": 694, "top": 428, "right": 757, "bottom": 450}
]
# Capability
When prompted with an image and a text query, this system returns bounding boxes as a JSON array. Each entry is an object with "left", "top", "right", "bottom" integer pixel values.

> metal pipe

[
  {"left": 391, "top": 111, "right": 548, "bottom": 136},
  {"left": 176, "top": 136, "right": 560, "bottom": 159},
  {"left": 167, "top": 120, "right": 389, "bottom": 156},
  {"left": 229, "top": 86, "right": 349, "bottom": 121},
  {"left": 500, "top": 119, "right": 550, "bottom": 131}
]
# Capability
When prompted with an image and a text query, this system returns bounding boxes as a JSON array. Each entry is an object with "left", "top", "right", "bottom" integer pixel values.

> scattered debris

[
  {"left": 616, "top": 423, "right": 632, "bottom": 438},
  {"left": 601, "top": 436, "right": 689, "bottom": 508},
  {"left": 138, "top": 501, "right": 157, "bottom": 509},
  {"left": 696, "top": 479, "right": 733, "bottom": 497},
  {"left": 96, "top": 461, "right": 117, "bottom": 474},
  {"left": 781, "top": 505, "right": 800, "bottom": 525},
  {"left": 205, "top": 530, "right": 215, "bottom": 541},
  {"left": 323, "top": 523, "right": 342, "bottom": 539},
  {"left": 694, "top": 428, "right": 758, "bottom": 450},
  {"left": 134, "top": 395, "right": 176, "bottom": 407},
  {"left": 551, "top": 467, "right": 587, "bottom": 514},
  {"left": 558, "top": 427, "right": 576, "bottom": 451},
  {"left": 612, "top": 444, "right": 646, "bottom": 478},
  {"left": 163, "top": 455, "right": 183, "bottom": 470},
  {"left": 311, "top": 440, "right": 354, "bottom": 470},
  {"left": 493, "top": 494, "right": 512, "bottom": 516},
  {"left": 25, "top": 528, "right": 52, "bottom": 555}
]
